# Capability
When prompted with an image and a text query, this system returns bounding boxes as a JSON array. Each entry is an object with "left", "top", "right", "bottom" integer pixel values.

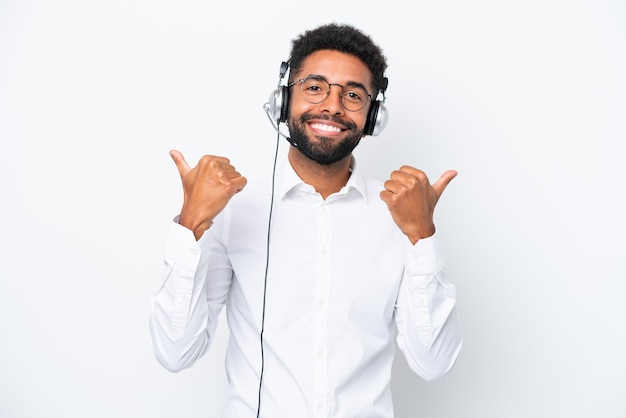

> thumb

[
  {"left": 432, "top": 169, "right": 458, "bottom": 198},
  {"left": 169, "top": 149, "right": 191, "bottom": 178}
]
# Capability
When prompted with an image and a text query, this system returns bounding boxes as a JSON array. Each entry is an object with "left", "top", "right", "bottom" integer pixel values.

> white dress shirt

[{"left": 150, "top": 156, "right": 462, "bottom": 418}]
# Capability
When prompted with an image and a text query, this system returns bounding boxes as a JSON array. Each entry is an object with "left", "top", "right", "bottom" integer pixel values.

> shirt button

[
  {"left": 318, "top": 297, "right": 325, "bottom": 306},
  {"left": 321, "top": 248, "right": 327, "bottom": 255}
]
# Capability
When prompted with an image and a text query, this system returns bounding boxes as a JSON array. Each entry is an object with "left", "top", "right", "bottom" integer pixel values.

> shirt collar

[{"left": 275, "top": 154, "right": 368, "bottom": 202}]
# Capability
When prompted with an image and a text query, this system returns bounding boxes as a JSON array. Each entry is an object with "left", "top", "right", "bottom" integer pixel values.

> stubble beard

[{"left": 288, "top": 113, "right": 363, "bottom": 165}]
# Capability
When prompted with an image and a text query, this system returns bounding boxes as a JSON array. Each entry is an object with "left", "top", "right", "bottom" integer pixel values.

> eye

[
  {"left": 302, "top": 79, "right": 327, "bottom": 95},
  {"left": 344, "top": 88, "right": 366, "bottom": 103}
]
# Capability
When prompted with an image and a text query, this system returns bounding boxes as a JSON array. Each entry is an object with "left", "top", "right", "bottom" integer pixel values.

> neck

[{"left": 288, "top": 148, "right": 352, "bottom": 199}]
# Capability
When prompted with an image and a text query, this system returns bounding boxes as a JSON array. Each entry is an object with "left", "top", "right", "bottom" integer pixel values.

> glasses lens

[
  {"left": 300, "top": 77, "right": 329, "bottom": 104},
  {"left": 341, "top": 85, "right": 369, "bottom": 111},
  {"left": 299, "top": 77, "right": 369, "bottom": 111}
]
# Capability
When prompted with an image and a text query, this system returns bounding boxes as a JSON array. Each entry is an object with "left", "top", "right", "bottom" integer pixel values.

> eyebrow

[{"left": 305, "top": 74, "right": 370, "bottom": 92}]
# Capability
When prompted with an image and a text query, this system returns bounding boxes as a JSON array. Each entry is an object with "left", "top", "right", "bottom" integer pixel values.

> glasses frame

[{"left": 288, "top": 76, "right": 373, "bottom": 112}]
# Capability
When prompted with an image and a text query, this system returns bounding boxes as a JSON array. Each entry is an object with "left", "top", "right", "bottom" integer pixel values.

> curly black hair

[{"left": 288, "top": 23, "right": 388, "bottom": 96}]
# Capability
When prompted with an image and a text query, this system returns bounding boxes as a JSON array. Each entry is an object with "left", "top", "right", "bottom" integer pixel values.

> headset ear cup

[
  {"left": 372, "top": 102, "right": 388, "bottom": 136},
  {"left": 266, "top": 85, "right": 290, "bottom": 123},
  {"left": 364, "top": 101, "right": 388, "bottom": 137},
  {"left": 279, "top": 85, "right": 290, "bottom": 123},
  {"left": 364, "top": 101, "right": 379, "bottom": 136},
  {"left": 364, "top": 76, "right": 389, "bottom": 136}
]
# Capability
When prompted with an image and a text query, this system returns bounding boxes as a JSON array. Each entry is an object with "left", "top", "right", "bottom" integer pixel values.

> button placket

[{"left": 313, "top": 202, "right": 330, "bottom": 416}]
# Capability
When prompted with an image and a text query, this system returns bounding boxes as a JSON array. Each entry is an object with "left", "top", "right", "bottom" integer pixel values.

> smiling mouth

[{"left": 309, "top": 122, "right": 343, "bottom": 133}]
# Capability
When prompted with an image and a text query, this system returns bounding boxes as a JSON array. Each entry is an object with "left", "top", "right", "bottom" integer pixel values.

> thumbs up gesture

[
  {"left": 380, "top": 166, "right": 457, "bottom": 245},
  {"left": 169, "top": 149, "right": 247, "bottom": 240}
]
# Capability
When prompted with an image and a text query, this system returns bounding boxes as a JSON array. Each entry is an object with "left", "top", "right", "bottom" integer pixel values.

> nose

[{"left": 319, "top": 84, "right": 345, "bottom": 115}]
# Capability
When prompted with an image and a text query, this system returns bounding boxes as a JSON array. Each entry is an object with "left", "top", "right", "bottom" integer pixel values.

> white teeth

[{"left": 310, "top": 123, "right": 341, "bottom": 133}]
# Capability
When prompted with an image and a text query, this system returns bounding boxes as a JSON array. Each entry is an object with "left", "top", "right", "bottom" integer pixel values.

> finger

[
  {"left": 398, "top": 165, "right": 425, "bottom": 177},
  {"left": 382, "top": 179, "right": 405, "bottom": 194},
  {"left": 231, "top": 176, "right": 248, "bottom": 193},
  {"left": 379, "top": 189, "right": 394, "bottom": 204},
  {"left": 388, "top": 170, "right": 417, "bottom": 187},
  {"left": 169, "top": 149, "right": 191, "bottom": 178},
  {"left": 393, "top": 166, "right": 431, "bottom": 187},
  {"left": 200, "top": 155, "right": 232, "bottom": 167},
  {"left": 216, "top": 167, "right": 245, "bottom": 184},
  {"left": 432, "top": 169, "right": 458, "bottom": 197}
]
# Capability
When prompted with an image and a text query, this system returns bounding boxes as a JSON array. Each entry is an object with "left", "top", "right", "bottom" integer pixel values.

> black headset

[{"left": 264, "top": 61, "right": 389, "bottom": 137}]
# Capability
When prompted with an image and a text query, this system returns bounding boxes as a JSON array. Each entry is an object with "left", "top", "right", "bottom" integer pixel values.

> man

[{"left": 150, "top": 23, "right": 462, "bottom": 418}]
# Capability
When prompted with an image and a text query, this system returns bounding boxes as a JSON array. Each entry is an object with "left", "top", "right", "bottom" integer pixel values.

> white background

[{"left": 1, "top": 0, "right": 625, "bottom": 417}]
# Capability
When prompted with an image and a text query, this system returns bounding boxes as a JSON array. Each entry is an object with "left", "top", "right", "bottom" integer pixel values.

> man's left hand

[{"left": 380, "top": 166, "right": 457, "bottom": 244}]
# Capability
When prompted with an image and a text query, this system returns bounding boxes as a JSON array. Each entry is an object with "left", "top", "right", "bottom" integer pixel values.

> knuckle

[{"left": 404, "top": 176, "right": 418, "bottom": 188}]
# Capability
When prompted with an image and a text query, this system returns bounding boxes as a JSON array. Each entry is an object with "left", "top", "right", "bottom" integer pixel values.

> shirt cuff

[
  {"left": 164, "top": 219, "right": 203, "bottom": 271},
  {"left": 406, "top": 232, "right": 445, "bottom": 276}
]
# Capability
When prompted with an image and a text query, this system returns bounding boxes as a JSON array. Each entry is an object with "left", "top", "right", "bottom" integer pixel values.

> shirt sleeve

[
  {"left": 149, "top": 218, "right": 232, "bottom": 372},
  {"left": 394, "top": 232, "right": 463, "bottom": 382}
]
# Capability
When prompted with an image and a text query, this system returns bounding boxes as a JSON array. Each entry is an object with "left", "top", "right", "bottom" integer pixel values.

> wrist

[
  {"left": 178, "top": 213, "right": 212, "bottom": 240},
  {"left": 406, "top": 224, "right": 435, "bottom": 245}
]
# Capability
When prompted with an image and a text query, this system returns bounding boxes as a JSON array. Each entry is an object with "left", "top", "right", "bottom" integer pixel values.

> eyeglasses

[{"left": 289, "top": 76, "right": 373, "bottom": 112}]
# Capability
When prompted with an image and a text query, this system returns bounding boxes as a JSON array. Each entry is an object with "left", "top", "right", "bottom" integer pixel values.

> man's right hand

[{"left": 170, "top": 149, "right": 247, "bottom": 240}]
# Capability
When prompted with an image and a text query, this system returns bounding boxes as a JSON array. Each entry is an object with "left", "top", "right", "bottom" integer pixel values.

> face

[{"left": 287, "top": 50, "right": 373, "bottom": 165}]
